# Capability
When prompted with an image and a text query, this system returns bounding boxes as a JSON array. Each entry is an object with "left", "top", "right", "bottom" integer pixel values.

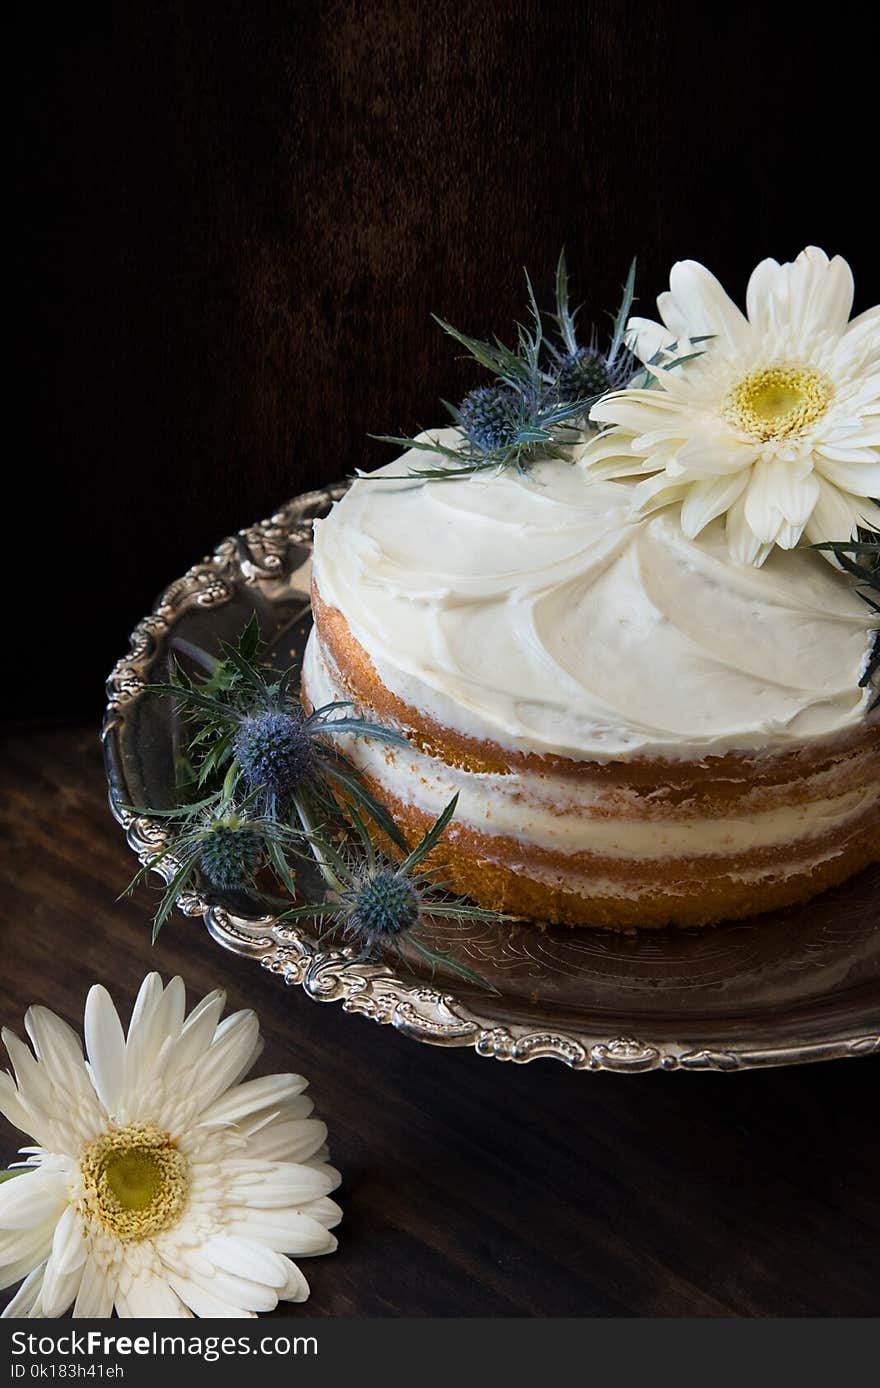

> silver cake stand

[{"left": 102, "top": 486, "right": 880, "bottom": 1073}]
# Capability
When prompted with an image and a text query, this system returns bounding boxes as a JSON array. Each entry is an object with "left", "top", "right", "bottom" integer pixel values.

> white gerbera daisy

[
  {"left": 580, "top": 246, "right": 880, "bottom": 565},
  {"left": 0, "top": 974, "right": 341, "bottom": 1318}
]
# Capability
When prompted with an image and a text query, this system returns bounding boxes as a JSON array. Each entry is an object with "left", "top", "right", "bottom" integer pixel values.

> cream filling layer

[
  {"left": 305, "top": 634, "right": 876, "bottom": 862},
  {"left": 311, "top": 430, "right": 877, "bottom": 763},
  {"left": 507, "top": 842, "right": 852, "bottom": 899}
]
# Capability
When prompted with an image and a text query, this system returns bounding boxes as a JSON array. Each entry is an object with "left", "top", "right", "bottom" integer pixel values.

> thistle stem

[{"left": 292, "top": 791, "right": 347, "bottom": 895}]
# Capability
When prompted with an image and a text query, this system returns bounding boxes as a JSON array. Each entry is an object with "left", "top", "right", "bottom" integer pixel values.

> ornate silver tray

[{"left": 102, "top": 487, "right": 880, "bottom": 1073}]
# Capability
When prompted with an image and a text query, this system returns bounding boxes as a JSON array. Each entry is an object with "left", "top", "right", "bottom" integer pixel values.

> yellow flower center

[
  {"left": 724, "top": 365, "right": 831, "bottom": 440},
  {"left": 78, "top": 1122, "right": 188, "bottom": 1242}
]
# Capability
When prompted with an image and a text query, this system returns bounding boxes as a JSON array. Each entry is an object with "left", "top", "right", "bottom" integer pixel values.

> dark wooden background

[
  {"left": 4, "top": 0, "right": 879, "bottom": 1318},
  {"left": 9, "top": 0, "right": 880, "bottom": 722}
]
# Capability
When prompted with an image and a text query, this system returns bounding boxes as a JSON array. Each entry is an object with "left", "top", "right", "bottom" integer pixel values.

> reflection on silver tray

[{"left": 102, "top": 487, "right": 880, "bottom": 1073}]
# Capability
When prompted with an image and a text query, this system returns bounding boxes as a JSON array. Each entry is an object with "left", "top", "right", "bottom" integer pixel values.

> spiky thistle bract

[
  {"left": 148, "top": 613, "right": 408, "bottom": 816},
  {"left": 234, "top": 710, "right": 318, "bottom": 798},
  {"left": 370, "top": 251, "right": 638, "bottom": 480},
  {"left": 279, "top": 795, "right": 505, "bottom": 992},
  {"left": 127, "top": 614, "right": 411, "bottom": 939},
  {"left": 124, "top": 789, "right": 309, "bottom": 943},
  {"left": 126, "top": 617, "right": 503, "bottom": 987},
  {"left": 545, "top": 249, "right": 637, "bottom": 402},
  {"left": 199, "top": 816, "right": 264, "bottom": 889},
  {"left": 457, "top": 385, "right": 522, "bottom": 453}
]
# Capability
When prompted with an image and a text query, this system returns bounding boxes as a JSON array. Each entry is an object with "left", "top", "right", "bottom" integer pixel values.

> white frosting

[
  {"left": 304, "top": 634, "right": 876, "bottom": 863},
  {"left": 312, "top": 429, "right": 877, "bottom": 763}
]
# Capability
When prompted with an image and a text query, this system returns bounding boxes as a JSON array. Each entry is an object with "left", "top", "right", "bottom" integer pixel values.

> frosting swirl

[{"left": 312, "top": 430, "right": 877, "bottom": 762}]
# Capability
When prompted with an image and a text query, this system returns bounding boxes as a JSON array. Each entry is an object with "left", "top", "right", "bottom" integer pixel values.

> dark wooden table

[{"left": 2, "top": 726, "right": 878, "bottom": 1317}]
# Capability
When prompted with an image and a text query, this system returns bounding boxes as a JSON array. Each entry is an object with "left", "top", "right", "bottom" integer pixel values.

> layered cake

[
  {"left": 303, "top": 247, "right": 880, "bottom": 929},
  {"left": 302, "top": 428, "right": 880, "bottom": 929}
]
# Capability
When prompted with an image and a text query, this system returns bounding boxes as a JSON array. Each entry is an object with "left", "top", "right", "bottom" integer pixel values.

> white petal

[
  {"left": 1, "top": 1264, "right": 45, "bottom": 1318},
  {"left": 745, "top": 256, "right": 783, "bottom": 333},
  {"left": 743, "top": 457, "right": 818, "bottom": 542},
  {"left": 631, "top": 472, "right": 690, "bottom": 515},
  {"left": 576, "top": 432, "right": 638, "bottom": 466},
  {"left": 804, "top": 478, "right": 880, "bottom": 544},
  {"left": 178, "top": 1262, "right": 280, "bottom": 1314},
  {"left": 774, "top": 521, "right": 803, "bottom": 550},
  {"left": 664, "top": 259, "right": 748, "bottom": 348},
  {"left": 680, "top": 473, "right": 750, "bottom": 538},
  {"left": 1, "top": 1245, "right": 56, "bottom": 1296},
  {"left": 125, "top": 977, "right": 187, "bottom": 1096},
  {"left": 799, "top": 476, "right": 855, "bottom": 541},
  {"left": 200, "top": 1235, "right": 290, "bottom": 1289},
  {"left": 0, "top": 1168, "right": 68, "bottom": 1231},
  {"left": 742, "top": 469, "right": 783, "bottom": 544},
  {"left": 276, "top": 1257, "right": 310, "bottom": 1303},
  {"left": 771, "top": 457, "right": 820, "bottom": 526},
  {"left": 580, "top": 452, "right": 654, "bottom": 481},
  {"left": 675, "top": 435, "right": 756, "bottom": 478},
  {"left": 39, "top": 1255, "right": 83, "bottom": 1318},
  {"left": 789, "top": 246, "right": 854, "bottom": 339},
  {"left": 158, "top": 976, "right": 187, "bottom": 1043},
  {"left": 117, "top": 1272, "right": 190, "bottom": 1318},
  {"left": 0, "top": 1073, "right": 34, "bottom": 1138},
  {"left": 84, "top": 986, "right": 126, "bottom": 1115},
  {"left": 3, "top": 1030, "right": 54, "bottom": 1122},
  {"left": 844, "top": 303, "right": 880, "bottom": 336},
  {"left": 253, "top": 1095, "right": 315, "bottom": 1125},
  {"left": 199, "top": 1073, "right": 308, "bottom": 1128},
  {"left": 221, "top": 1209, "right": 338, "bottom": 1256},
  {"left": 231, "top": 1035, "right": 264, "bottom": 1090},
  {"left": 855, "top": 495, "right": 880, "bottom": 528},
  {"left": 245, "top": 1118, "right": 328, "bottom": 1164},
  {"left": 48, "top": 1205, "right": 86, "bottom": 1275},
  {"left": 816, "top": 438, "right": 880, "bottom": 461},
  {"left": 655, "top": 289, "right": 690, "bottom": 342},
  {"left": 625, "top": 316, "right": 675, "bottom": 364},
  {"left": 815, "top": 452, "right": 880, "bottom": 496},
  {"left": 187, "top": 1012, "right": 260, "bottom": 1113},
  {"left": 299, "top": 1195, "right": 343, "bottom": 1230},
  {"left": 23, "top": 1008, "right": 82, "bottom": 1075},
  {"left": 127, "top": 973, "right": 164, "bottom": 1035},
  {"left": 725, "top": 494, "right": 774, "bottom": 567},
  {"left": 72, "top": 1258, "right": 115, "bottom": 1318},
  {"left": 591, "top": 391, "right": 683, "bottom": 433},
  {"left": 841, "top": 304, "right": 880, "bottom": 364},
  {"left": 219, "top": 1160, "right": 339, "bottom": 1207},
  {"left": 20, "top": 1011, "right": 102, "bottom": 1143},
  {"left": 164, "top": 1271, "right": 257, "bottom": 1319},
  {"left": 166, "top": 991, "right": 226, "bottom": 1075},
  {"left": 628, "top": 427, "right": 689, "bottom": 453},
  {"left": 123, "top": 973, "right": 165, "bottom": 1083},
  {"left": 0, "top": 1220, "right": 59, "bottom": 1281}
]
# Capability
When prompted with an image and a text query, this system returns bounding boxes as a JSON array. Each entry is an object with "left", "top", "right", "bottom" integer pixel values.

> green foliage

[
  {"left": 126, "top": 619, "right": 501, "bottom": 987},
  {"left": 812, "top": 536, "right": 880, "bottom": 707},
  {"left": 370, "top": 251, "right": 639, "bottom": 479}
]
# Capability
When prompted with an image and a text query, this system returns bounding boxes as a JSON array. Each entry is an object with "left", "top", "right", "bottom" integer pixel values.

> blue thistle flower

[
  {"left": 374, "top": 254, "right": 641, "bottom": 479},
  {"left": 234, "top": 710, "right": 316, "bottom": 799},
  {"left": 199, "top": 818, "right": 263, "bottom": 889},
  {"left": 133, "top": 615, "right": 414, "bottom": 941},
  {"left": 348, "top": 870, "right": 420, "bottom": 945},
  {"left": 279, "top": 795, "right": 503, "bottom": 990},
  {"left": 458, "top": 386, "right": 521, "bottom": 453},
  {"left": 555, "top": 346, "right": 612, "bottom": 402}
]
